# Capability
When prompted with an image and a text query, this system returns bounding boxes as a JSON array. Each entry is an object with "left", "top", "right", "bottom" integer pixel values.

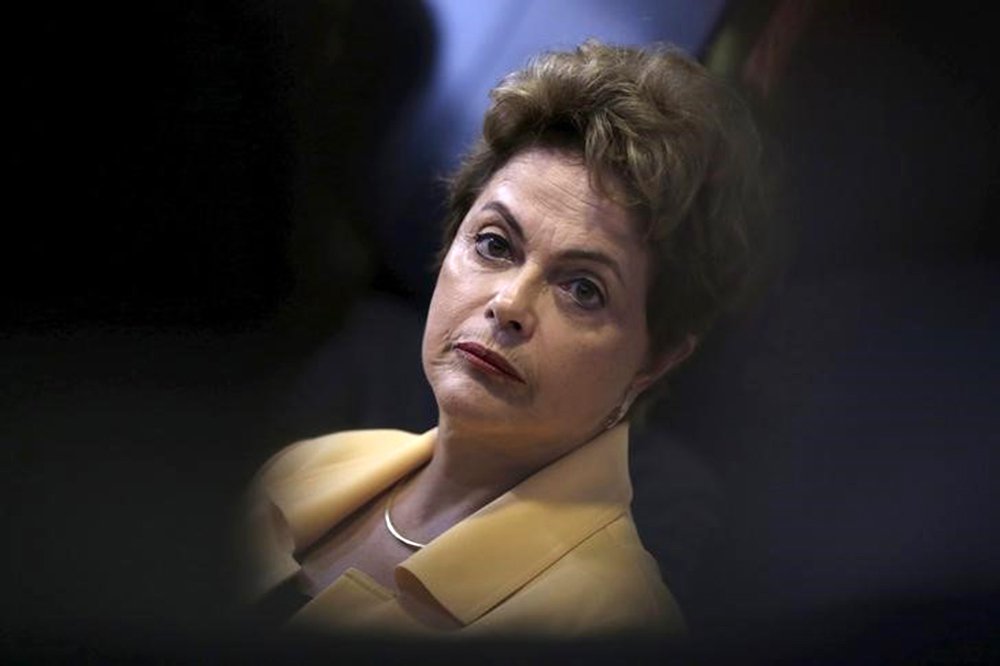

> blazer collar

[
  {"left": 399, "top": 424, "right": 632, "bottom": 626},
  {"left": 262, "top": 428, "right": 436, "bottom": 552},
  {"left": 256, "top": 425, "right": 633, "bottom": 625},
  {"left": 244, "top": 428, "right": 434, "bottom": 599}
]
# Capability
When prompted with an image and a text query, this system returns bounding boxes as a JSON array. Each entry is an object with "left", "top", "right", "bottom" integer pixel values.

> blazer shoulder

[
  {"left": 566, "top": 513, "right": 687, "bottom": 635},
  {"left": 473, "top": 511, "right": 686, "bottom": 637},
  {"left": 252, "top": 428, "right": 421, "bottom": 484}
]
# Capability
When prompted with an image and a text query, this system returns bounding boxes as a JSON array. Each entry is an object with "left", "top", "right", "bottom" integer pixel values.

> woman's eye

[
  {"left": 474, "top": 232, "right": 513, "bottom": 261},
  {"left": 562, "top": 278, "right": 605, "bottom": 310}
]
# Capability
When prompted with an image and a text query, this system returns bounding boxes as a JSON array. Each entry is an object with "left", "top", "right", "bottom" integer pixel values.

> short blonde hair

[{"left": 441, "top": 39, "right": 764, "bottom": 360}]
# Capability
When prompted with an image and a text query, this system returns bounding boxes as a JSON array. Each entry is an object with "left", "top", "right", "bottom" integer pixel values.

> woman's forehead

[{"left": 477, "top": 147, "right": 642, "bottom": 248}]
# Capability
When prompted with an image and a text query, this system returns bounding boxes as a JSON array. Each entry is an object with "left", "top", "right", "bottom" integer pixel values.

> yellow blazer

[{"left": 240, "top": 424, "right": 685, "bottom": 638}]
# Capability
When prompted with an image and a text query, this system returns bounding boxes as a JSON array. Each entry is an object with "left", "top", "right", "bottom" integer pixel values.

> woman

[{"left": 241, "top": 40, "right": 761, "bottom": 638}]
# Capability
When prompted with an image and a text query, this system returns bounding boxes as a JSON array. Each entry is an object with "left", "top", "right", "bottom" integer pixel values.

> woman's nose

[{"left": 485, "top": 271, "right": 538, "bottom": 337}]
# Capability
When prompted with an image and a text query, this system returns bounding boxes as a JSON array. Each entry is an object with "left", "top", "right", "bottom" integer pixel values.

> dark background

[{"left": 4, "top": 0, "right": 999, "bottom": 662}]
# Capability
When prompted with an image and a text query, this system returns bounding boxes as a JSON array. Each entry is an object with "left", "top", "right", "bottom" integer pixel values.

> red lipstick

[{"left": 453, "top": 342, "right": 525, "bottom": 383}]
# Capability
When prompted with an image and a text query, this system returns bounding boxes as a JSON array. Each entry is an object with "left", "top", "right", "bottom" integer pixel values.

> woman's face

[{"left": 422, "top": 147, "right": 665, "bottom": 459}]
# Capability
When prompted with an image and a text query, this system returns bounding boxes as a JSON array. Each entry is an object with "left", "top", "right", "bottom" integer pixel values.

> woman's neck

[{"left": 388, "top": 419, "right": 586, "bottom": 546}]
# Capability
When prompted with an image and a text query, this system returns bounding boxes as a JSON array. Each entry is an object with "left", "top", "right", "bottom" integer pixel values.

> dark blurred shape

[
  {"left": 279, "top": 0, "right": 437, "bottom": 347},
  {"left": 2, "top": 0, "right": 437, "bottom": 651},
  {"left": 8, "top": 3, "right": 294, "bottom": 330},
  {"left": 667, "top": 0, "right": 1000, "bottom": 658},
  {"left": 739, "top": 0, "right": 817, "bottom": 100},
  {"left": 6, "top": 0, "right": 436, "bottom": 340}
]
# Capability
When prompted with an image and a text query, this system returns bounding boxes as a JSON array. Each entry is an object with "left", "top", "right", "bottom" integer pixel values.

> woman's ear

[{"left": 630, "top": 334, "right": 698, "bottom": 396}]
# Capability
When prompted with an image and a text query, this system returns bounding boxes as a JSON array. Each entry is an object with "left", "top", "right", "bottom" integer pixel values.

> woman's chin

[
  {"left": 435, "top": 386, "right": 523, "bottom": 419},
  {"left": 431, "top": 364, "right": 532, "bottom": 406},
  {"left": 432, "top": 379, "right": 535, "bottom": 430}
]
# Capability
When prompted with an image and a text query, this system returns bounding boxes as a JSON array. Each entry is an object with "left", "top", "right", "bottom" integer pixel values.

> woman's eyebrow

[
  {"left": 482, "top": 201, "right": 525, "bottom": 242},
  {"left": 556, "top": 248, "right": 625, "bottom": 286},
  {"left": 483, "top": 200, "right": 625, "bottom": 285}
]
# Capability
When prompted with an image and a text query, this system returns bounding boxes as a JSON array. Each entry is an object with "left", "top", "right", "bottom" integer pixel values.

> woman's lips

[{"left": 453, "top": 342, "right": 525, "bottom": 383}]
